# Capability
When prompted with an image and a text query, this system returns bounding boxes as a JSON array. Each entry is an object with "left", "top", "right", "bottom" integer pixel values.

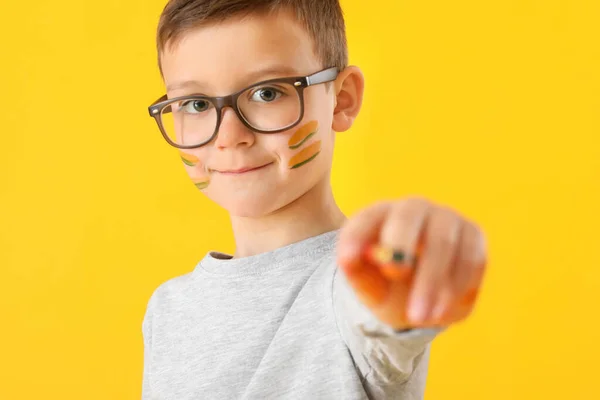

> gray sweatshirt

[{"left": 142, "top": 229, "right": 439, "bottom": 400}]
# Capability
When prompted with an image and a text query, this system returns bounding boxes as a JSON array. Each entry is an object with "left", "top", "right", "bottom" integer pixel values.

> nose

[{"left": 213, "top": 107, "right": 255, "bottom": 149}]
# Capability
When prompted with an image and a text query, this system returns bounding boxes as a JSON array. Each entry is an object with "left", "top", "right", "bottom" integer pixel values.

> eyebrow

[{"left": 165, "top": 65, "right": 304, "bottom": 93}]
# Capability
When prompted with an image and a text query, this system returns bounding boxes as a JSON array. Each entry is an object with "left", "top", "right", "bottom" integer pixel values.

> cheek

[
  {"left": 179, "top": 150, "right": 211, "bottom": 190},
  {"left": 282, "top": 120, "right": 323, "bottom": 170}
]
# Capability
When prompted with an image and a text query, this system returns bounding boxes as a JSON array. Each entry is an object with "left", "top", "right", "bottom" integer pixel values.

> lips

[{"left": 216, "top": 163, "right": 271, "bottom": 174}]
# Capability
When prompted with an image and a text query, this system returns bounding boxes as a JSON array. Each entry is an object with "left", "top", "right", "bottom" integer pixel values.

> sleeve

[
  {"left": 332, "top": 266, "right": 443, "bottom": 394},
  {"left": 141, "top": 292, "right": 156, "bottom": 400}
]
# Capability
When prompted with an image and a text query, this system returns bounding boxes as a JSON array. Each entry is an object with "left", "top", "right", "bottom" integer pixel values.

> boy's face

[{"left": 160, "top": 11, "right": 340, "bottom": 217}]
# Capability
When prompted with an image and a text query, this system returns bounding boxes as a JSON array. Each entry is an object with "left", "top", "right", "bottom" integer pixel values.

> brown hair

[{"left": 156, "top": 0, "right": 348, "bottom": 74}]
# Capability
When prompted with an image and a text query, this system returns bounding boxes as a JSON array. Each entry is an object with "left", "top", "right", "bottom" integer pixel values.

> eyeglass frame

[{"left": 147, "top": 67, "right": 340, "bottom": 149}]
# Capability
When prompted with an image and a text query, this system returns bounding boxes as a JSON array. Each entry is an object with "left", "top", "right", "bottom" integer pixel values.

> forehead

[{"left": 160, "top": 11, "right": 321, "bottom": 95}]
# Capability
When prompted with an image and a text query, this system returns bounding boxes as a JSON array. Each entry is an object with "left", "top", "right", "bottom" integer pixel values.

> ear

[{"left": 332, "top": 66, "right": 365, "bottom": 132}]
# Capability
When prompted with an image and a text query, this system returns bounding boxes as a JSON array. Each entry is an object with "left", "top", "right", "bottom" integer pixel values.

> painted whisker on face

[
  {"left": 179, "top": 150, "right": 210, "bottom": 190},
  {"left": 180, "top": 151, "right": 200, "bottom": 166},
  {"left": 193, "top": 178, "right": 211, "bottom": 190},
  {"left": 289, "top": 140, "right": 322, "bottom": 169},
  {"left": 288, "top": 120, "right": 319, "bottom": 149}
]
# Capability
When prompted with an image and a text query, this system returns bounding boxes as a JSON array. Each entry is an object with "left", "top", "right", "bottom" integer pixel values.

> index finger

[{"left": 337, "top": 201, "right": 391, "bottom": 268}]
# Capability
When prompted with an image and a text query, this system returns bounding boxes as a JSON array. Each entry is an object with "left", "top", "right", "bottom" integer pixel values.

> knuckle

[
  {"left": 403, "top": 196, "right": 431, "bottom": 211},
  {"left": 380, "top": 219, "right": 402, "bottom": 239},
  {"left": 429, "top": 230, "right": 457, "bottom": 256}
]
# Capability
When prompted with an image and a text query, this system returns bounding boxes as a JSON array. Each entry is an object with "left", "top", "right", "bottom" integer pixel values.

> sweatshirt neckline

[{"left": 196, "top": 229, "right": 340, "bottom": 277}]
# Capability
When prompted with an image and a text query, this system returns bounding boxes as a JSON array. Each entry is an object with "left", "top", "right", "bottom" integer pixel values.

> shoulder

[{"left": 142, "top": 272, "right": 195, "bottom": 333}]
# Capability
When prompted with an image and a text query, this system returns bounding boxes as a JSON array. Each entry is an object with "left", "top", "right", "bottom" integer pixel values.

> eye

[
  {"left": 250, "top": 87, "right": 283, "bottom": 103},
  {"left": 180, "top": 99, "right": 212, "bottom": 113}
]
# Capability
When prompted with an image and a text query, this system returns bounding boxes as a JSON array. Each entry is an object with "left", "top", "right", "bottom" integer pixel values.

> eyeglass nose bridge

[{"left": 209, "top": 92, "right": 256, "bottom": 141}]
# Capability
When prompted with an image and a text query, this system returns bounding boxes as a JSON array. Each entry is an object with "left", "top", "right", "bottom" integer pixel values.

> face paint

[
  {"left": 180, "top": 151, "right": 200, "bottom": 167},
  {"left": 288, "top": 140, "right": 321, "bottom": 169},
  {"left": 288, "top": 120, "right": 319, "bottom": 149},
  {"left": 191, "top": 165, "right": 210, "bottom": 190},
  {"left": 192, "top": 177, "right": 210, "bottom": 190},
  {"left": 179, "top": 151, "right": 210, "bottom": 190}
]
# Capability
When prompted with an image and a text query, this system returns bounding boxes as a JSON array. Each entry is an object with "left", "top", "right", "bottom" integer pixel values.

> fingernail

[{"left": 408, "top": 297, "right": 429, "bottom": 324}]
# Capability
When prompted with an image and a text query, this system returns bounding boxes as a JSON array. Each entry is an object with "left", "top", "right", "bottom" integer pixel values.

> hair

[{"left": 156, "top": 0, "right": 348, "bottom": 75}]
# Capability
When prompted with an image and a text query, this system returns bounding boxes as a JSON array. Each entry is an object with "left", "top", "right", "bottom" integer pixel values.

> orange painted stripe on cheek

[
  {"left": 180, "top": 151, "right": 200, "bottom": 166},
  {"left": 288, "top": 140, "right": 322, "bottom": 169},
  {"left": 288, "top": 120, "right": 319, "bottom": 149}
]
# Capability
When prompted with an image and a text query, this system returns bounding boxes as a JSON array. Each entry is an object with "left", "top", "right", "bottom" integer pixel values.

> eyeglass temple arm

[
  {"left": 149, "top": 95, "right": 169, "bottom": 117},
  {"left": 305, "top": 67, "right": 339, "bottom": 86}
]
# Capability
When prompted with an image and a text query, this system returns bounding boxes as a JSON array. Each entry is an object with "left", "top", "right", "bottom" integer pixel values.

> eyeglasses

[{"left": 148, "top": 67, "right": 339, "bottom": 149}]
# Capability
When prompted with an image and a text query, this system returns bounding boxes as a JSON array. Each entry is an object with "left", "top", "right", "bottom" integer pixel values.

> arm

[
  {"left": 141, "top": 317, "right": 152, "bottom": 400},
  {"left": 141, "top": 289, "right": 159, "bottom": 400},
  {"left": 333, "top": 267, "right": 440, "bottom": 386},
  {"left": 334, "top": 198, "right": 487, "bottom": 395}
]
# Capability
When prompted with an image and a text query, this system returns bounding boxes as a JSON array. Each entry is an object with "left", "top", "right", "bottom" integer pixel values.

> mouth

[{"left": 215, "top": 163, "right": 273, "bottom": 175}]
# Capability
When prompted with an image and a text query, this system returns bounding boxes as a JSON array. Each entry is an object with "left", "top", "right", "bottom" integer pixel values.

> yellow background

[{"left": 1, "top": 0, "right": 598, "bottom": 398}]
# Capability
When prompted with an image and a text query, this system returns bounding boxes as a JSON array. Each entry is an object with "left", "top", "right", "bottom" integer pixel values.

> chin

[{"left": 209, "top": 189, "right": 295, "bottom": 218}]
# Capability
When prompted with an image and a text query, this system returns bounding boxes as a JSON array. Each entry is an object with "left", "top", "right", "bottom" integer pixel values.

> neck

[{"left": 228, "top": 173, "right": 346, "bottom": 258}]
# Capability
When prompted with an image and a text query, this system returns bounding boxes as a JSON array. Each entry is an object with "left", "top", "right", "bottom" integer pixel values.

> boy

[{"left": 143, "top": 0, "right": 487, "bottom": 399}]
